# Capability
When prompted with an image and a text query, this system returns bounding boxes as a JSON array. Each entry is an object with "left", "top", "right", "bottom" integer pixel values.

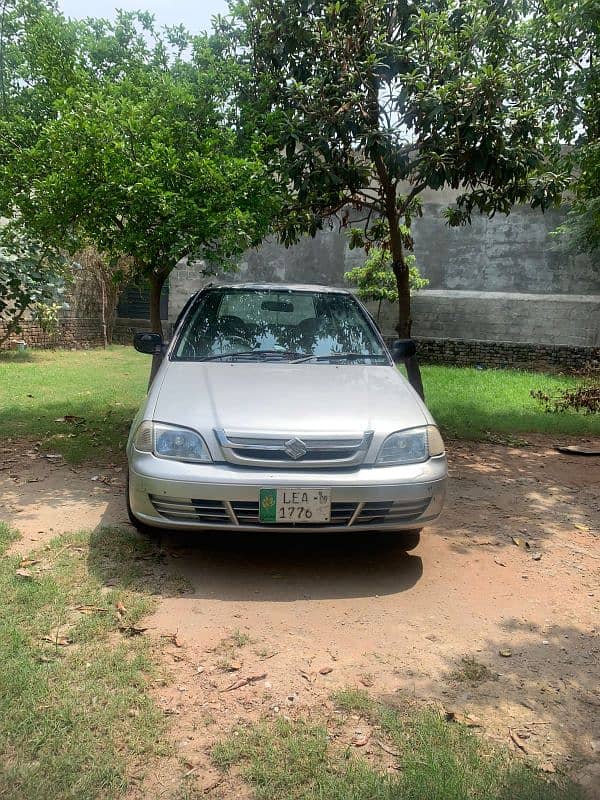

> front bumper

[{"left": 128, "top": 451, "right": 447, "bottom": 532}]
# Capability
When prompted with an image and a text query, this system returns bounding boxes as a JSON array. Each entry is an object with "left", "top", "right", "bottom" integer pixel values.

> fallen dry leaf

[
  {"left": 222, "top": 677, "right": 249, "bottom": 692},
  {"left": 352, "top": 730, "right": 372, "bottom": 747},
  {"left": 499, "top": 649, "right": 512, "bottom": 658},
  {"left": 540, "top": 761, "right": 556, "bottom": 773},
  {"left": 360, "top": 675, "right": 374, "bottom": 687},
  {"left": 42, "top": 634, "right": 71, "bottom": 647},
  {"left": 574, "top": 523, "right": 590, "bottom": 532},
  {"left": 19, "top": 559, "right": 39, "bottom": 568},
  {"left": 166, "top": 649, "right": 185, "bottom": 662},
  {"left": 75, "top": 605, "right": 108, "bottom": 614},
  {"left": 248, "top": 672, "right": 268, "bottom": 684},
  {"left": 319, "top": 666, "right": 333, "bottom": 675},
  {"left": 300, "top": 670, "right": 314, "bottom": 683},
  {"left": 221, "top": 673, "right": 267, "bottom": 693},
  {"left": 15, "top": 568, "right": 35, "bottom": 580},
  {"left": 375, "top": 739, "right": 400, "bottom": 757},
  {"left": 119, "top": 625, "right": 147, "bottom": 637},
  {"left": 161, "top": 631, "right": 184, "bottom": 648},
  {"left": 202, "top": 776, "right": 224, "bottom": 793},
  {"left": 509, "top": 730, "right": 528, "bottom": 753},
  {"left": 511, "top": 536, "right": 531, "bottom": 549}
]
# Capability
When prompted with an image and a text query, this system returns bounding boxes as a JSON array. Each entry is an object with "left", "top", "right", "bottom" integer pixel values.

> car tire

[{"left": 376, "top": 529, "right": 421, "bottom": 551}]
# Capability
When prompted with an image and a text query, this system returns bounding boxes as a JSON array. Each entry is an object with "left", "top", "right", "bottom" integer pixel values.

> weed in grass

[
  {"left": 331, "top": 687, "right": 377, "bottom": 716},
  {"left": 0, "top": 522, "right": 170, "bottom": 800},
  {"left": 213, "top": 696, "right": 581, "bottom": 800},
  {"left": 211, "top": 629, "right": 253, "bottom": 671},
  {"left": 231, "top": 629, "right": 252, "bottom": 647},
  {"left": 450, "top": 656, "right": 497, "bottom": 685}
]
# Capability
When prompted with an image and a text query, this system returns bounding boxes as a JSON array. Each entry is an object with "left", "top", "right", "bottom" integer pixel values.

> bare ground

[{"left": 1, "top": 437, "right": 599, "bottom": 798}]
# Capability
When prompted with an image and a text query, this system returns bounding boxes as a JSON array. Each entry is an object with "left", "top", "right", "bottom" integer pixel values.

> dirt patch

[
  {"left": 0, "top": 439, "right": 127, "bottom": 549},
  {"left": 1, "top": 436, "right": 599, "bottom": 797}
]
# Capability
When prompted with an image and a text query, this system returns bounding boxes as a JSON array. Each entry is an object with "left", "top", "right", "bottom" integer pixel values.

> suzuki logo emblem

[{"left": 284, "top": 437, "right": 308, "bottom": 460}]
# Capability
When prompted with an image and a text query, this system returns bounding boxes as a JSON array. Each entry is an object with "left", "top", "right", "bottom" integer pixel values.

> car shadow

[{"left": 87, "top": 524, "right": 423, "bottom": 601}]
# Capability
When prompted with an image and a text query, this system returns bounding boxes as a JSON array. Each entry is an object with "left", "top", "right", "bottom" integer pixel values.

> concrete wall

[
  {"left": 374, "top": 291, "right": 600, "bottom": 347},
  {"left": 167, "top": 187, "right": 600, "bottom": 348}
]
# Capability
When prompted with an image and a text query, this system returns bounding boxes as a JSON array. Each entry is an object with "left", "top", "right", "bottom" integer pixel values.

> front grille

[
  {"left": 355, "top": 499, "right": 431, "bottom": 525},
  {"left": 230, "top": 501, "right": 358, "bottom": 527},
  {"left": 150, "top": 495, "right": 230, "bottom": 524},
  {"left": 215, "top": 429, "right": 373, "bottom": 468},
  {"left": 149, "top": 496, "right": 430, "bottom": 528},
  {"left": 228, "top": 448, "right": 358, "bottom": 463}
]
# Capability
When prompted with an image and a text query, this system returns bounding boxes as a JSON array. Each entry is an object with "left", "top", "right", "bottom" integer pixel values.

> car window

[
  {"left": 218, "top": 292, "right": 316, "bottom": 326},
  {"left": 173, "top": 288, "right": 387, "bottom": 363}
]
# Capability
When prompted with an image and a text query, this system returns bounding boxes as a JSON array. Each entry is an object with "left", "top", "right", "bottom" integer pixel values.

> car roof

[{"left": 207, "top": 282, "right": 351, "bottom": 294}]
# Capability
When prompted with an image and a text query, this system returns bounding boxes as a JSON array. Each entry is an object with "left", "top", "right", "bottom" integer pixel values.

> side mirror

[
  {"left": 134, "top": 331, "right": 163, "bottom": 355},
  {"left": 391, "top": 338, "right": 417, "bottom": 363}
]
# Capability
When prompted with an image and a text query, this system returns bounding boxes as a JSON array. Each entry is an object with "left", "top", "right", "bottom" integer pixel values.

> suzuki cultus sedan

[{"left": 127, "top": 283, "right": 447, "bottom": 550}]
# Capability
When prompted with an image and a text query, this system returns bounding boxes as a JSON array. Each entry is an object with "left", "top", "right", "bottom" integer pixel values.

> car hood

[{"left": 151, "top": 362, "right": 429, "bottom": 438}]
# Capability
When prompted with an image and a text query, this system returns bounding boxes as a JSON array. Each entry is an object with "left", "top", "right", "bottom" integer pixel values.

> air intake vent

[{"left": 150, "top": 496, "right": 230, "bottom": 524}]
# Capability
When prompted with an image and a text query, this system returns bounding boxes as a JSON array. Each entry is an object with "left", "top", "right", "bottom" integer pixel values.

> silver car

[{"left": 127, "top": 283, "right": 447, "bottom": 549}]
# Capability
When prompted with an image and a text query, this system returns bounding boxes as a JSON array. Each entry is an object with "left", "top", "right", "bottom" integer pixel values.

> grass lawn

[
  {"left": 212, "top": 689, "right": 580, "bottom": 800},
  {"left": 0, "top": 522, "right": 169, "bottom": 799},
  {"left": 421, "top": 364, "right": 599, "bottom": 441},
  {"left": 0, "top": 347, "right": 597, "bottom": 463},
  {"left": 0, "top": 347, "right": 148, "bottom": 462}
]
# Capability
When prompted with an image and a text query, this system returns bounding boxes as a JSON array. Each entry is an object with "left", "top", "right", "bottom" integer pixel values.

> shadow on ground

[
  {"left": 427, "top": 617, "right": 600, "bottom": 796},
  {"left": 87, "top": 524, "right": 423, "bottom": 601}
]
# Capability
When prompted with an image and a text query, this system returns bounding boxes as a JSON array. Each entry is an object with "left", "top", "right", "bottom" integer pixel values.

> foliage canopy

[
  {"left": 221, "top": 0, "right": 566, "bottom": 394},
  {"left": 0, "top": 1, "right": 279, "bottom": 338}
]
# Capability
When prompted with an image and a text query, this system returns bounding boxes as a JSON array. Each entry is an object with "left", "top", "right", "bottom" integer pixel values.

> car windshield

[{"left": 172, "top": 288, "right": 388, "bottom": 364}]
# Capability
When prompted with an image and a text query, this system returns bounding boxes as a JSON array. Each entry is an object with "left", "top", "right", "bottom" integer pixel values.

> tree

[
  {"left": 345, "top": 247, "right": 428, "bottom": 323},
  {"left": 0, "top": 5, "right": 279, "bottom": 376},
  {"left": 222, "top": 0, "right": 563, "bottom": 396},
  {"left": 523, "top": 0, "right": 599, "bottom": 255}
]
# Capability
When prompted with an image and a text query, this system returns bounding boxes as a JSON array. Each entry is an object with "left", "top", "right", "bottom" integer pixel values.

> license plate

[{"left": 259, "top": 488, "right": 331, "bottom": 523}]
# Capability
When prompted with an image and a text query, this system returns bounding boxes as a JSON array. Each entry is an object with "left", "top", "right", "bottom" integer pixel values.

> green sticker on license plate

[
  {"left": 259, "top": 487, "right": 331, "bottom": 523},
  {"left": 259, "top": 488, "right": 277, "bottom": 523}
]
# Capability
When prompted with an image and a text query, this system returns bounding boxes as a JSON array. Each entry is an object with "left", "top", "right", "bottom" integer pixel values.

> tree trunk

[
  {"left": 387, "top": 209, "right": 425, "bottom": 401},
  {"left": 100, "top": 278, "right": 108, "bottom": 349},
  {"left": 148, "top": 271, "right": 166, "bottom": 387}
]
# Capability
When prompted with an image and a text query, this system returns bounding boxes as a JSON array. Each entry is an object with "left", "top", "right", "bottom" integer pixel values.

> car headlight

[
  {"left": 376, "top": 425, "right": 444, "bottom": 465},
  {"left": 133, "top": 421, "right": 211, "bottom": 463}
]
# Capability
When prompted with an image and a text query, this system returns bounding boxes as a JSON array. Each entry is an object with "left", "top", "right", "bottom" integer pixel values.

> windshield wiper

[
  {"left": 291, "top": 352, "right": 385, "bottom": 363},
  {"left": 199, "top": 349, "right": 302, "bottom": 362}
]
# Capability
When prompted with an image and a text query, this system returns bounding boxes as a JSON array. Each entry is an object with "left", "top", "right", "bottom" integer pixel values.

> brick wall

[
  {"left": 0, "top": 317, "right": 105, "bottom": 350},
  {"left": 386, "top": 337, "right": 600, "bottom": 373},
  {"left": 112, "top": 318, "right": 174, "bottom": 346}
]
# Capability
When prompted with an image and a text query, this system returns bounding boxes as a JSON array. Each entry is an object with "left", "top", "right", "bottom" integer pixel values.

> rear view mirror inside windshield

[{"left": 261, "top": 300, "right": 293, "bottom": 312}]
